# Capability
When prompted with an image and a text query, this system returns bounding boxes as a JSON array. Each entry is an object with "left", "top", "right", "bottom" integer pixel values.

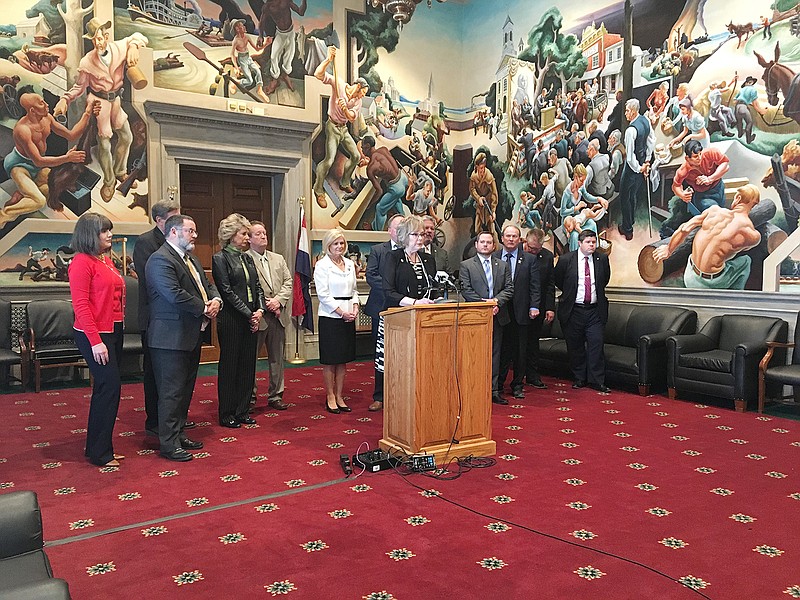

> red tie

[{"left": 584, "top": 256, "right": 592, "bottom": 304}]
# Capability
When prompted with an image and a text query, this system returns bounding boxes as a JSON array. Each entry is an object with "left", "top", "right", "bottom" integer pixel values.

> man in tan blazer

[{"left": 247, "top": 221, "right": 293, "bottom": 410}]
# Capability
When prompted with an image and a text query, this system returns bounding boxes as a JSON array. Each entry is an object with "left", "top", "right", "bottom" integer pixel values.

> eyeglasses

[
  {"left": 178, "top": 227, "right": 197, "bottom": 235},
  {"left": 408, "top": 232, "right": 423, "bottom": 237}
]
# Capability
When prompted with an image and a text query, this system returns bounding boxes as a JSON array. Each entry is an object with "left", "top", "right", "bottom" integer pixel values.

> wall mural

[
  {"left": 309, "top": 0, "right": 800, "bottom": 293},
  {"left": 113, "top": 0, "right": 334, "bottom": 108}
]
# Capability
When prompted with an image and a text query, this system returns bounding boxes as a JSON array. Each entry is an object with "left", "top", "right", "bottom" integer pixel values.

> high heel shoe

[
  {"left": 336, "top": 403, "right": 352, "bottom": 412},
  {"left": 326, "top": 404, "right": 341, "bottom": 414}
]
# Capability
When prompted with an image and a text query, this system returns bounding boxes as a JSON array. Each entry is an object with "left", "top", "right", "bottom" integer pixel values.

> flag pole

[{"left": 288, "top": 196, "right": 307, "bottom": 364}]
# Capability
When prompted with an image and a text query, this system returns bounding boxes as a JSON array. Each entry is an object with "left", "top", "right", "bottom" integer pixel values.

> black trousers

[
  {"left": 491, "top": 320, "right": 503, "bottom": 394},
  {"left": 151, "top": 342, "right": 201, "bottom": 453},
  {"left": 526, "top": 313, "right": 545, "bottom": 382},
  {"left": 500, "top": 321, "right": 528, "bottom": 392},
  {"left": 75, "top": 323, "right": 123, "bottom": 466},
  {"left": 141, "top": 331, "right": 159, "bottom": 433},
  {"left": 563, "top": 305, "right": 605, "bottom": 386},
  {"left": 217, "top": 309, "right": 258, "bottom": 421}
]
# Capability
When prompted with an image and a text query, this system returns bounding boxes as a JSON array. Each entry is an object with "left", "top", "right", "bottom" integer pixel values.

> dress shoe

[
  {"left": 325, "top": 404, "right": 341, "bottom": 414},
  {"left": 220, "top": 416, "right": 241, "bottom": 428},
  {"left": 592, "top": 383, "right": 611, "bottom": 393},
  {"left": 617, "top": 224, "right": 633, "bottom": 241},
  {"left": 512, "top": 388, "right": 525, "bottom": 399},
  {"left": 336, "top": 404, "right": 352, "bottom": 413},
  {"left": 572, "top": 380, "right": 587, "bottom": 389},
  {"left": 268, "top": 399, "right": 289, "bottom": 410},
  {"left": 184, "top": 420, "right": 197, "bottom": 429},
  {"left": 237, "top": 415, "right": 256, "bottom": 425},
  {"left": 368, "top": 401, "right": 383, "bottom": 412},
  {"left": 492, "top": 394, "right": 509, "bottom": 405},
  {"left": 160, "top": 448, "right": 193, "bottom": 462},
  {"left": 180, "top": 438, "right": 204, "bottom": 450},
  {"left": 529, "top": 379, "right": 547, "bottom": 389}
]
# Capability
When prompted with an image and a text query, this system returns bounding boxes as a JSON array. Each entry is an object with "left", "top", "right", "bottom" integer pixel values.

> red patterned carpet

[{"left": 1, "top": 363, "right": 799, "bottom": 599}]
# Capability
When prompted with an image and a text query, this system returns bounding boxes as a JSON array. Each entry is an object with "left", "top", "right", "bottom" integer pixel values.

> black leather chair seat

[
  {"left": 0, "top": 579, "right": 71, "bottom": 600},
  {"left": 122, "top": 334, "right": 142, "bottom": 354},
  {"left": 34, "top": 345, "right": 84, "bottom": 363},
  {"left": 679, "top": 349, "right": 732, "bottom": 372},
  {"left": 764, "top": 364, "right": 800, "bottom": 386},
  {"left": 0, "top": 550, "right": 53, "bottom": 588},
  {"left": 0, "top": 348, "right": 19, "bottom": 366},
  {"left": 674, "top": 364, "right": 733, "bottom": 386},
  {"left": 539, "top": 339, "right": 568, "bottom": 362},
  {"left": 604, "top": 345, "right": 638, "bottom": 375}
]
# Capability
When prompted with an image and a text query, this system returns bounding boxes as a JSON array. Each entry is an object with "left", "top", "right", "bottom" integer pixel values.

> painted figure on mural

[
  {"left": 469, "top": 153, "right": 499, "bottom": 244},
  {"left": 732, "top": 76, "right": 767, "bottom": 145},
  {"left": 618, "top": 98, "right": 654, "bottom": 242},
  {"left": 707, "top": 79, "right": 736, "bottom": 137},
  {"left": 54, "top": 18, "right": 148, "bottom": 203},
  {"left": 653, "top": 185, "right": 762, "bottom": 290},
  {"left": 1, "top": 94, "right": 101, "bottom": 227},
  {"left": 229, "top": 19, "right": 272, "bottom": 103},
  {"left": 258, "top": 0, "right": 307, "bottom": 95},
  {"left": 361, "top": 136, "right": 409, "bottom": 231},
  {"left": 18, "top": 246, "right": 53, "bottom": 282},
  {"left": 312, "top": 46, "right": 369, "bottom": 210}
]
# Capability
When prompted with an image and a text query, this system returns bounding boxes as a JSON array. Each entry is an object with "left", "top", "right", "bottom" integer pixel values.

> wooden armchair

[
  {"left": 758, "top": 312, "right": 800, "bottom": 413},
  {"left": 20, "top": 300, "right": 87, "bottom": 393}
]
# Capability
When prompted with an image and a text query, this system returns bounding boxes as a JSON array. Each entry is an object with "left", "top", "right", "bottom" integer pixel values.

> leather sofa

[
  {"left": 667, "top": 314, "right": 788, "bottom": 412},
  {"left": 0, "top": 491, "right": 71, "bottom": 599},
  {"left": 758, "top": 311, "right": 800, "bottom": 413},
  {"left": 539, "top": 301, "right": 698, "bottom": 395}
]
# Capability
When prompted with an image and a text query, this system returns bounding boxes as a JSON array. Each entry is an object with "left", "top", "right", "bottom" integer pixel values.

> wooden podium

[{"left": 378, "top": 302, "right": 496, "bottom": 464}]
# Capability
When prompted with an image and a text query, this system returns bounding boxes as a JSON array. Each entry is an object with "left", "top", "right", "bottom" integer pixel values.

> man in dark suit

[
  {"left": 553, "top": 229, "right": 611, "bottom": 393},
  {"left": 496, "top": 225, "right": 540, "bottom": 399},
  {"left": 460, "top": 231, "right": 514, "bottom": 404},
  {"left": 146, "top": 215, "right": 223, "bottom": 461},
  {"left": 364, "top": 213, "right": 403, "bottom": 411},
  {"left": 132, "top": 199, "right": 180, "bottom": 437},
  {"left": 525, "top": 228, "right": 555, "bottom": 389},
  {"left": 422, "top": 215, "right": 450, "bottom": 274}
]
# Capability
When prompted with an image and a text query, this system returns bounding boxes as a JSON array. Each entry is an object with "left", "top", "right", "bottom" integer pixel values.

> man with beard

[{"left": 146, "top": 215, "right": 222, "bottom": 461}]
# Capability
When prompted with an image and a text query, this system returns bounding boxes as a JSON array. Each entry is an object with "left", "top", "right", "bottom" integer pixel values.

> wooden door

[{"left": 179, "top": 168, "right": 273, "bottom": 362}]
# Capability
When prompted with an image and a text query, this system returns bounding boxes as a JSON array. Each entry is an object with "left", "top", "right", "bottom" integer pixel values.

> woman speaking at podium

[{"left": 371, "top": 216, "right": 437, "bottom": 410}]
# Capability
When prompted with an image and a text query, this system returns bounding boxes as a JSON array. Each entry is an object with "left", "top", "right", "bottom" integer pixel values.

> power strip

[{"left": 410, "top": 454, "right": 436, "bottom": 472}]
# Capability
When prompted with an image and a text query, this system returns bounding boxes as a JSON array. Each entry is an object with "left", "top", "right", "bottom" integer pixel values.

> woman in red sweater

[{"left": 69, "top": 212, "right": 126, "bottom": 467}]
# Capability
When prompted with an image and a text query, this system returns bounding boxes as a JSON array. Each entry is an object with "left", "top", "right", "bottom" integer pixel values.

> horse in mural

[
  {"left": 727, "top": 22, "right": 754, "bottom": 49},
  {"left": 754, "top": 41, "right": 800, "bottom": 124}
]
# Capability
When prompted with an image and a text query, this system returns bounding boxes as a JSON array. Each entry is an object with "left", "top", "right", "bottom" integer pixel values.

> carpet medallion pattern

[{"left": 0, "top": 364, "right": 798, "bottom": 599}]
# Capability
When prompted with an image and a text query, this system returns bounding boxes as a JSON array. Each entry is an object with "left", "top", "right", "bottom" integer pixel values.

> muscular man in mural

[
  {"left": 653, "top": 185, "right": 761, "bottom": 290},
  {"left": 672, "top": 140, "right": 730, "bottom": 216},
  {"left": 312, "top": 46, "right": 368, "bottom": 209},
  {"left": 54, "top": 18, "right": 147, "bottom": 203},
  {"left": 361, "top": 136, "right": 409, "bottom": 231},
  {"left": 229, "top": 19, "right": 271, "bottom": 104},
  {"left": 469, "top": 153, "right": 498, "bottom": 244},
  {"left": 618, "top": 99, "right": 655, "bottom": 241},
  {"left": 1, "top": 94, "right": 100, "bottom": 226},
  {"left": 258, "top": 0, "right": 307, "bottom": 95}
]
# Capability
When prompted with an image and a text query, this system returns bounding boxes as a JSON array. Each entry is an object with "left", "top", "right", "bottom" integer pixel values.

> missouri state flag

[{"left": 292, "top": 206, "right": 314, "bottom": 333}]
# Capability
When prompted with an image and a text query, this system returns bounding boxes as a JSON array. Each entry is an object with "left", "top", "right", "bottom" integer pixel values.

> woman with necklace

[
  {"left": 69, "top": 212, "right": 127, "bottom": 467},
  {"left": 372, "top": 216, "right": 436, "bottom": 408},
  {"left": 314, "top": 228, "right": 359, "bottom": 413}
]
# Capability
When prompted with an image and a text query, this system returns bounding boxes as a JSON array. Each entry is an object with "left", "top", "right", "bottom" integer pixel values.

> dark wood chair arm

[{"left": 765, "top": 341, "right": 795, "bottom": 349}]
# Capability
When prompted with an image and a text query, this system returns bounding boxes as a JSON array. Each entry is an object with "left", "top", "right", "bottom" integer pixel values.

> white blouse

[{"left": 314, "top": 255, "right": 360, "bottom": 319}]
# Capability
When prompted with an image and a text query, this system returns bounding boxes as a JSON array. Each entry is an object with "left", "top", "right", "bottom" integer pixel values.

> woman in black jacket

[
  {"left": 212, "top": 213, "right": 265, "bottom": 428},
  {"left": 372, "top": 216, "right": 437, "bottom": 394}
]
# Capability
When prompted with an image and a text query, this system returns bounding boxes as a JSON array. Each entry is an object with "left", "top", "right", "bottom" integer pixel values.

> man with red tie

[{"left": 553, "top": 230, "right": 610, "bottom": 392}]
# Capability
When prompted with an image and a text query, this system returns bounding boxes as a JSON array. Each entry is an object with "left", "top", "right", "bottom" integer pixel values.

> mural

[
  {"left": 307, "top": 0, "right": 800, "bottom": 293},
  {"left": 113, "top": 0, "right": 334, "bottom": 108}
]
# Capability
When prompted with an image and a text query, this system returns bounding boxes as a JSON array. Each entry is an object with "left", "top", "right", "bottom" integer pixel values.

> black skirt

[{"left": 318, "top": 316, "right": 356, "bottom": 365}]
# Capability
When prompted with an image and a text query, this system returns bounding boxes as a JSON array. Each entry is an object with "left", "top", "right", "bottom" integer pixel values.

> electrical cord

[{"left": 389, "top": 461, "right": 713, "bottom": 600}]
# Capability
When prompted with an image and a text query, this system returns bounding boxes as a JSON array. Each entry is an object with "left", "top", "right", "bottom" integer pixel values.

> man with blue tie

[
  {"left": 553, "top": 230, "right": 611, "bottom": 393},
  {"left": 495, "top": 225, "right": 540, "bottom": 399},
  {"left": 460, "top": 231, "right": 514, "bottom": 404}
]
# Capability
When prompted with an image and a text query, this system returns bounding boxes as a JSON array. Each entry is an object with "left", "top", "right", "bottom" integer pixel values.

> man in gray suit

[
  {"left": 247, "top": 221, "right": 293, "bottom": 411},
  {"left": 460, "top": 231, "right": 514, "bottom": 404},
  {"left": 146, "top": 215, "right": 222, "bottom": 462}
]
